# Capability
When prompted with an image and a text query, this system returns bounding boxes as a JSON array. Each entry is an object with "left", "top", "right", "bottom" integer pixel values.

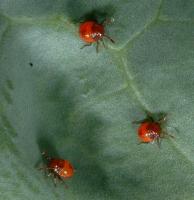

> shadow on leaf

[
  {"left": 65, "top": 1, "right": 115, "bottom": 24},
  {"left": 34, "top": 73, "right": 113, "bottom": 197}
]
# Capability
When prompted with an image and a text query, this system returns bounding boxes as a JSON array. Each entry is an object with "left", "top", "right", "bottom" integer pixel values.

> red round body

[
  {"left": 138, "top": 122, "right": 161, "bottom": 143},
  {"left": 79, "top": 21, "right": 105, "bottom": 43},
  {"left": 48, "top": 159, "right": 74, "bottom": 178}
]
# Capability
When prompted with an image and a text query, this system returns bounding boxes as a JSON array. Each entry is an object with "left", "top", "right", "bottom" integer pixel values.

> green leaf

[{"left": 0, "top": 1, "right": 194, "bottom": 199}]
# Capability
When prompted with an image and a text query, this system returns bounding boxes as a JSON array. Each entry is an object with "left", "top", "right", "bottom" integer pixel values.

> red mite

[
  {"left": 39, "top": 152, "right": 74, "bottom": 186},
  {"left": 138, "top": 121, "right": 161, "bottom": 143},
  {"left": 79, "top": 20, "right": 114, "bottom": 52},
  {"left": 134, "top": 113, "right": 174, "bottom": 146}
]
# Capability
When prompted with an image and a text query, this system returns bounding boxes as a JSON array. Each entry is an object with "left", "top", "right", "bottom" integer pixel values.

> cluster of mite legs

[{"left": 38, "top": 18, "right": 175, "bottom": 187}]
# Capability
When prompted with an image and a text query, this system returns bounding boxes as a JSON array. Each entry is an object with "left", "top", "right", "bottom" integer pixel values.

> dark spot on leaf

[{"left": 29, "top": 62, "right": 33, "bottom": 67}]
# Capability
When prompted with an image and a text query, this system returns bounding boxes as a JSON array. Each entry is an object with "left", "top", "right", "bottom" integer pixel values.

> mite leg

[
  {"left": 96, "top": 40, "right": 100, "bottom": 53},
  {"left": 80, "top": 43, "right": 92, "bottom": 49},
  {"left": 101, "top": 18, "right": 114, "bottom": 26},
  {"left": 41, "top": 151, "right": 51, "bottom": 161},
  {"left": 101, "top": 39, "right": 106, "bottom": 48},
  {"left": 104, "top": 35, "right": 115, "bottom": 43}
]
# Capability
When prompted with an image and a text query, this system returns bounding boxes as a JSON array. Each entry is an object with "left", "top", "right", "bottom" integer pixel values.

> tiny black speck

[{"left": 29, "top": 62, "right": 33, "bottom": 67}]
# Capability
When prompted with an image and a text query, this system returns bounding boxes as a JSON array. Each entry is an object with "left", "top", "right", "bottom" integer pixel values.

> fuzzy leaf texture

[{"left": 0, "top": 0, "right": 194, "bottom": 200}]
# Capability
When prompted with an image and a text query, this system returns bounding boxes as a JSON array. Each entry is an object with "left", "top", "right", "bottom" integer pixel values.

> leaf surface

[{"left": 0, "top": 1, "right": 194, "bottom": 199}]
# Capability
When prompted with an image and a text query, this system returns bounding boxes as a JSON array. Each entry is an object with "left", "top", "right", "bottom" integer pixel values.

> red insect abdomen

[
  {"left": 48, "top": 159, "right": 74, "bottom": 178},
  {"left": 138, "top": 122, "right": 161, "bottom": 143},
  {"left": 79, "top": 21, "right": 105, "bottom": 43}
]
